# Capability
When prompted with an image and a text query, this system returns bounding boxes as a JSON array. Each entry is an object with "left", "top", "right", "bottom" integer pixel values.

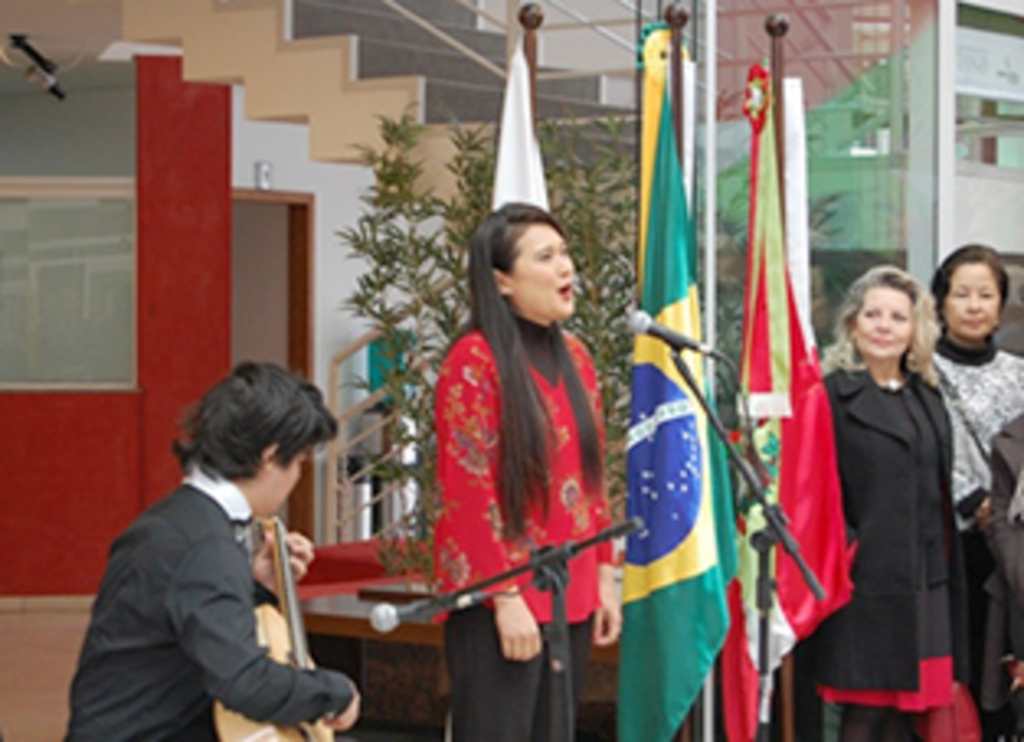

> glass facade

[
  {"left": 955, "top": 4, "right": 1024, "bottom": 352},
  {"left": 689, "top": 0, "right": 943, "bottom": 353}
]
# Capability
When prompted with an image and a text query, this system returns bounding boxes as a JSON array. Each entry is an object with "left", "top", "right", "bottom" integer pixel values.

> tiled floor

[
  {"left": 0, "top": 603, "right": 441, "bottom": 742},
  {"left": 0, "top": 608, "right": 89, "bottom": 742}
]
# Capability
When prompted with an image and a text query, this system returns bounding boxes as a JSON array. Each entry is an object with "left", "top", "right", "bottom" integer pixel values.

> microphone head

[
  {"left": 369, "top": 602, "right": 399, "bottom": 634},
  {"left": 628, "top": 309, "right": 653, "bottom": 336}
]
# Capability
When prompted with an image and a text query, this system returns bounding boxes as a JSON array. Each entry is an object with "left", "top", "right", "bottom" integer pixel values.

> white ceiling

[{"left": 0, "top": 0, "right": 127, "bottom": 96}]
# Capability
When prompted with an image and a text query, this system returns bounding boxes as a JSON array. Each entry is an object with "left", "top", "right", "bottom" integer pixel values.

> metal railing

[{"left": 325, "top": 266, "right": 454, "bottom": 544}]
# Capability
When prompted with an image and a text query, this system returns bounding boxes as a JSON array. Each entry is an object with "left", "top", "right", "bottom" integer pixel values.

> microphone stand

[
  {"left": 668, "top": 348, "right": 824, "bottom": 742},
  {"left": 370, "top": 518, "right": 642, "bottom": 742}
]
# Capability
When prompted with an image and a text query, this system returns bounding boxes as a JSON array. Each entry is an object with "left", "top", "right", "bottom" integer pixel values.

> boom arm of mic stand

[
  {"left": 447, "top": 516, "right": 642, "bottom": 600},
  {"left": 375, "top": 517, "right": 645, "bottom": 628},
  {"left": 667, "top": 349, "right": 825, "bottom": 601}
]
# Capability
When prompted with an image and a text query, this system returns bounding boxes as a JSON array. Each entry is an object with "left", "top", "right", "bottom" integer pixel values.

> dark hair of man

[
  {"left": 173, "top": 362, "right": 339, "bottom": 481},
  {"left": 930, "top": 243, "right": 1009, "bottom": 324},
  {"left": 465, "top": 202, "right": 603, "bottom": 539}
]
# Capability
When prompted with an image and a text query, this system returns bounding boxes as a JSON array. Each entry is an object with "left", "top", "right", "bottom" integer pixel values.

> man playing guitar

[{"left": 66, "top": 363, "right": 360, "bottom": 741}]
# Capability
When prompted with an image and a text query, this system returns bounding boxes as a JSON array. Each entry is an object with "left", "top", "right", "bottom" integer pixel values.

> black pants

[{"left": 444, "top": 605, "right": 593, "bottom": 742}]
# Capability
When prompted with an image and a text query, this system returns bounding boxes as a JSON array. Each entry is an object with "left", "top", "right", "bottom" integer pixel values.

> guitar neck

[{"left": 267, "top": 516, "right": 311, "bottom": 668}]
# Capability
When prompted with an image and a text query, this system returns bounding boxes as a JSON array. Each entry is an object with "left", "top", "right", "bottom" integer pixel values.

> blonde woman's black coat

[{"left": 809, "top": 369, "right": 969, "bottom": 691}]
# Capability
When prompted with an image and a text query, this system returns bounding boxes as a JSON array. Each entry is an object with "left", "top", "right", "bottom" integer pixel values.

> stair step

[
  {"left": 120, "top": 0, "right": 630, "bottom": 163},
  {"left": 421, "top": 78, "right": 622, "bottom": 126},
  {"left": 295, "top": 0, "right": 480, "bottom": 34},
  {"left": 294, "top": 0, "right": 498, "bottom": 57},
  {"left": 121, "top": 0, "right": 425, "bottom": 159},
  {"left": 292, "top": 0, "right": 625, "bottom": 115}
]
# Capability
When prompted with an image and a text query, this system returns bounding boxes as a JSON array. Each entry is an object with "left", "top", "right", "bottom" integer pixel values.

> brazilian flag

[{"left": 617, "top": 26, "right": 737, "bottom": 742}]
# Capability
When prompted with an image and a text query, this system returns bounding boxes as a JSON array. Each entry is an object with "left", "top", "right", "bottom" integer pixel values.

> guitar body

[{"left": 215, "top": 522, "right": 335, "bottom": 742}]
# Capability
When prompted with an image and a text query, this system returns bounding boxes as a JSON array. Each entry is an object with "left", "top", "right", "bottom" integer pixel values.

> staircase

[
  {"left": 119, "top": 0, "right": 420, "bottom": 161},
  {"left": 293, "top": 0, "right": 622, "bottom": 126},
  {"left": 119, "top": 0, "right": 633, "bottom": 163}
]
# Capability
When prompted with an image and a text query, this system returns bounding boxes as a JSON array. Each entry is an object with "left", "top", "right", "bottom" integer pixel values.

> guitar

[{"left": 215, "top": 517, "right": 333, "bottom": 742}]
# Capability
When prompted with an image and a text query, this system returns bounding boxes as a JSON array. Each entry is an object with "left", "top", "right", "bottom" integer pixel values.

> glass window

[
  {"left": 0, "top": 181, "right": 135, "bottom": 387},
  {"left": 703, "top": 1, "right": 940, "bottom": 351},
  {"left": 954, "top": 5, "right": 1024, "bottom": 352}
]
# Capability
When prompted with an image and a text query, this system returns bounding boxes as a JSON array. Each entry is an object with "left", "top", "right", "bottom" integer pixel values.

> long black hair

[{"left": 466, "top": 203, "right": 603, "bottom": 538}]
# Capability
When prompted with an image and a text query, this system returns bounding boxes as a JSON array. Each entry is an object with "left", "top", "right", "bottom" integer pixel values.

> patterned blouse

[
  {"left": 935, "top": 336, "right": 1024, "bottom": 531},
  {"left": 433, "top": 330, "right": 613, "bottom": 624}
]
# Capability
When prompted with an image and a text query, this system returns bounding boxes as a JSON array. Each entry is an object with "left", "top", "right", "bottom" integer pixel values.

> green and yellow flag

[{"left": 618, "top": 26, "right": 737, "bottom": 742}]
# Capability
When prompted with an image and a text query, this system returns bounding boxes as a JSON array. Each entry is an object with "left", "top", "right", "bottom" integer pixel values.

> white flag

[
  {"left": 784, "top": 76, "right": 815, "bottom": 352},
  {"left": 492, "top": 36, "right": 548, "bottom": 210}
]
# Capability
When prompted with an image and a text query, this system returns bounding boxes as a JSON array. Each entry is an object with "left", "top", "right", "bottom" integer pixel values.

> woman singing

[{"left": 433, "top": 203, "right": 621, "bottom": 742}]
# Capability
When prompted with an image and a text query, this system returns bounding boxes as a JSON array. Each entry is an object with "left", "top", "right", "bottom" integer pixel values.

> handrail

[
  {"left": 451, "top": 0, "right": 506, "bottom": 29},
  {"left": 374, "top": 0, "right": 641, "bottom": 80},
  {"left": 325, "top": 261, "right": 454, "bottom": 543},
  {"left": 379, "top": 0, "right": 505, "bottom": 79},
  {"left": 540, "top": 0, "right": 634, "bottom": 52}
]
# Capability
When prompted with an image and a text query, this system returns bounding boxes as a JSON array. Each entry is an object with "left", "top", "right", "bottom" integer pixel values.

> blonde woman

[{"left": 810, "top": 266, "right": 969, "bottom": 741}]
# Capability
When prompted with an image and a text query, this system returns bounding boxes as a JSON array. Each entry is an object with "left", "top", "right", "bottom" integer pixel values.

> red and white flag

[{"left": 722, "top": 63, "right": 853, "bottom": 742}]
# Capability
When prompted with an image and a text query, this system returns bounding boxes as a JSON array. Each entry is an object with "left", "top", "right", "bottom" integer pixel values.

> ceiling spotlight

[{"left": 9, "top": 34, "right": 66, "bottom": 100}]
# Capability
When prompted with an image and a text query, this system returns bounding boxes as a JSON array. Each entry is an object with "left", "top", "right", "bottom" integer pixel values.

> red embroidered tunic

[{"left": 433, "top": 330, "right": 613, "bottom": 624}]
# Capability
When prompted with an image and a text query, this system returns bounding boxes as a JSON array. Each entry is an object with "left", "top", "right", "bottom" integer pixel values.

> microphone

[
  {"left": 368, "top": 600, "right": 429, "bottom": 634},
  {"left": 629, "top": 310, "right": 714, "bottom": 355},
  {"left": 369, "top": 590, "right": 491, "bottom": 634}
]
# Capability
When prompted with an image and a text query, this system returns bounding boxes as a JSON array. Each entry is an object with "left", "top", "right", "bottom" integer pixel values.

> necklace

[{"left": 881, "top": 378, "right": 903, "bottom": 391}]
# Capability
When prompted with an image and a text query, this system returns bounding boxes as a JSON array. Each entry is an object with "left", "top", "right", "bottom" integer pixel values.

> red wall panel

[
  {"left": 0, "top": 57, "right": 232, "bottom": 595},
  {"left": 136, "top": 56, "right": 232, "bottom": 506},
  {"left": 0, "top": 394, "right": 142, "bottom": 594}
]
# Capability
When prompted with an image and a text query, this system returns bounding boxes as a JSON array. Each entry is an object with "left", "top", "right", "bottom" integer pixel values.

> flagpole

[
  {"left": 702, "top": 0, "right": 718, "bottom": 379},
  {"left": 667, "top": 26, "right": 694, "bottom": 734},
  {"left": 766, "top": 15, "right": 789, "bottom": 239},
  {"left": 765, "top": 20, "right": 796, "bottom": 742},
  {"left": 667, "top": 11, "right": 699, "bottom": 739},
  {"left": 518, "top": 3, "right": 543, "bottom": 126},
  {"left": 667, "top": 13, "right": 692, "bottom": 740},
  {"left": 703, "top": 1, "right": 721, "bottom": 737},
  {"left": 687, "top": 0, "right": 700, "bottom": 257},
  {"left": 665, "top": 4, "right": 688, "bottom": 168},
  {"left": 632, "top": 0, "right": 641, "bottom": 308}
]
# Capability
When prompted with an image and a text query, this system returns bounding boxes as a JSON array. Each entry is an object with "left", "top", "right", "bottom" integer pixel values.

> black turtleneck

[
  {"left": 935, "top": 335, "right": 997, "bottom": 367},
  {"left": 515, "top": 315, "right": 560, "bottom": 385}
]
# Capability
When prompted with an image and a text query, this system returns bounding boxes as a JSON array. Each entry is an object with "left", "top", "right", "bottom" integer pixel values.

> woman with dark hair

[
  {"left": 433, "top": 203, "right": 620, "bottom": 741},
  {"left": 931, "top": 243, "right": 1024, "bottom": 737},
  {"left": 812, "top": 266, "right": 968, "bottom": 741}
]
